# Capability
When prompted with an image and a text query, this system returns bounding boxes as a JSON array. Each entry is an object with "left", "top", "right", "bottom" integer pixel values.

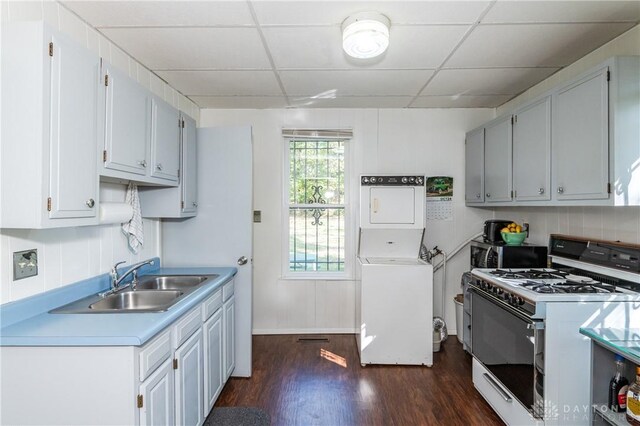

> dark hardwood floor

[{"left": 215, "top": 335, "right": 503, "bottom": 425}]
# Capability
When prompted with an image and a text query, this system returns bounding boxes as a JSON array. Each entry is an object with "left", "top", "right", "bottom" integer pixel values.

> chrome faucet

[{"left": 102, "top": 259, "right": 155, "bottom": 296}]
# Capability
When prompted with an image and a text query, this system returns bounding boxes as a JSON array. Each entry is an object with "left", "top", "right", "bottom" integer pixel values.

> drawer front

[
  {"left": 222, "top": 280, "right": 234, "bottom": 302},
  {"left": 472, "top": 358, "right": 541, "bottom": 426},
  {"left": 173, "top": 306, "right": 202, "bottom": 348},
  {"left": 202, "top": 288, "right": 223, "bottom": 321},
  {"left": 139, "top": 329, "right": 172, "bottom": 382}
]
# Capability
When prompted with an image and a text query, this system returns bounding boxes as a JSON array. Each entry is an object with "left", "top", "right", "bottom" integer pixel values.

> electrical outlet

[{"left": 13, "top": 249, "right": 38, "bottom": 281}]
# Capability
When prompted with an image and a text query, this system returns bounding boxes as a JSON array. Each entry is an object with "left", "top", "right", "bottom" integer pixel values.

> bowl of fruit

[{"left": 501, "top": 222, "right": 527, "bottom": 246}]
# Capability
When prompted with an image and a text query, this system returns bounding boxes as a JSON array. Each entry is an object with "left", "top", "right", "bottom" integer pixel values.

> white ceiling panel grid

[{"left": 60, "top": 0, "right": 640, "bottom": 109}]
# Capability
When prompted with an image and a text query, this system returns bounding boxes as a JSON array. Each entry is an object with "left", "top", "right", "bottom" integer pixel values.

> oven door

[{"left": 470, "top": 287, "right": 544, "bottom": 418}]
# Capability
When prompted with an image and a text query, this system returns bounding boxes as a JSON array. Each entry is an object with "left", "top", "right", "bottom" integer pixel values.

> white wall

[
  {"left": 200, "top": 108, "right": 495, "bottom": 334},
  {"left": 0, "top": 1, "right": 195, "bottom": 304},
  {"left": 494, "top": 24, "right": 640, "bottom": 247}
]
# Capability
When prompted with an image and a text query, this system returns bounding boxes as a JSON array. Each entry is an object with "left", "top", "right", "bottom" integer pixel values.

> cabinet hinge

[
  {"left": 137, "top": 394, "right": 143, "bottom": 408},
  {"left": 47, "top": 197, "right": 52, "bottom": 211},
  {"left": 607, "top": 182, "right": 611, "bottom": 194},
  {"left": 606, "top": 70, "right": 610, "bottom": 81},
  {"left": 48, "top": 42, "right": 53, "bottom": 57},
  {"left": 511, "top": 116, "right": 514, "bottom": 125},
  {"left": 103, "top": 150, "right": 107, "bottom": 162},
  {"left": 104, "top": 74, "right": 109, "bottom": 87},
  {"left": 510, "top": 190, "right": 514, "bottom": 199},
  {"left": 173, "top": 358, "right": 178, "bottom": 370},
  {"left": 181, "top": 119, "right": 185, "bottom": 128},
  {"left": 181, "top": 201, "right": 185, "bottom": 209},
  {"left": 514, "top": 115, "right": 517, "bottom": 123}
]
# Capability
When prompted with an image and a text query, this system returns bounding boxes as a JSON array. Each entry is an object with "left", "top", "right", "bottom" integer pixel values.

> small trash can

[{"left": 454, "top": 294, "right": 464, "bottom": 344}]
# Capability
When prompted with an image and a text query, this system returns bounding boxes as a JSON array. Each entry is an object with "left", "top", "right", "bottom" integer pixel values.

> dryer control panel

[{"left": 361, "top": 175, "right": 424, "bottom": 186}]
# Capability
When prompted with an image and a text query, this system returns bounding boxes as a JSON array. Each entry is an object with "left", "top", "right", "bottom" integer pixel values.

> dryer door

[{"left": 369, "top": 187, "right": 416, "bottom": 225}]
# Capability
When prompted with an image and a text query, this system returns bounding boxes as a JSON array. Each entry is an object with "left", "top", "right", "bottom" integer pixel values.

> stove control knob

[
  {"left": 504, "top": 293, "right": 511, "bottom": 301},
  {"left": 496, "top": 288, "right": 504, "bottom": 295},
  {"left": 516, "top": 297, "right": 525, "bottom": 306},
  {"left": 402, "top": 177, "right": 408, "bottom": 183}
]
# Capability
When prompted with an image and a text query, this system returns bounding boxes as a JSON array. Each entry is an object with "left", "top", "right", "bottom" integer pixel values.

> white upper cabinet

[
  {"left": 139, "top": 113, "right": 198, "bottom": 218},
  {"left": 103, "top": 64, "right": 149, "bottom": 176},
  {"left": 1, "top": 22, "right": 100, "bottom": 228},
  {"left": 553, "top": 66, "right": 609, "bottom": 201},
  {"left": 483, "top": 116, "right": 513, "bottom": 203},
  {"left": 513, "top": 96, "right": 551, "bottom": 201},
  {"left": 465, "top": 128, "right": 485, "bottom": 204},
  {"left": 150, "top": 97, "right": 180, "bottom": 182}
]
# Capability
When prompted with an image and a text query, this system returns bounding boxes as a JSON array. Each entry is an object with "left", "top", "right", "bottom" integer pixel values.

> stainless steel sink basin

[
  {"left": 50, "top": 274, "right": 218, "bottom": 314},
  {"left": 89, "top": 290, "right": 183, "bottom": 312},
  {"left": 136, "top": 275, "right": 215, "bottom": 291}
]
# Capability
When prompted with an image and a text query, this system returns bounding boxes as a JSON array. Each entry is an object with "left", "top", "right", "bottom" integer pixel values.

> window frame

[{"left": 281, "top": 136, "right": 353, "bottom": 280}]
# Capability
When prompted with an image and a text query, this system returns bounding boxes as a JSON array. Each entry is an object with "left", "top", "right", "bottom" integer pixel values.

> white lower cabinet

[
  {"left": 0, "top": 281, "right": 235, "bottom": 426},
  {"left": 139, "top": 358, "right": 175, "bottom": 426},
  {"left": 174, "top": 330, "right": 204, "bottom": 426}
]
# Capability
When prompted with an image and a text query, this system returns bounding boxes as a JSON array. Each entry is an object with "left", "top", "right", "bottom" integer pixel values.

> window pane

[
  {"left": 289, "top": 207, "right": 345, "bottom": 272},
  {"left": 289, "top": 140, "right": 345, "bottom": 205}
]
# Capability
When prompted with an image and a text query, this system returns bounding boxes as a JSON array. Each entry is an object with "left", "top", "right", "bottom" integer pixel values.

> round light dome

[{"left": 342, "top": 12, "right": 390, "bottom": 59}]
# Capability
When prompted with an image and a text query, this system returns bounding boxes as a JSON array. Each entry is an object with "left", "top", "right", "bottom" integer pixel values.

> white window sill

[{"left": 281, "top": 272, "right": 353, "bottom": 281}]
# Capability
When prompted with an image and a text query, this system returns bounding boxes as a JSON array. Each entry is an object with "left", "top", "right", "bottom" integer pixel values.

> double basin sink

[{"left": 51, "top": 275, "right": 218, "bottom": 314}]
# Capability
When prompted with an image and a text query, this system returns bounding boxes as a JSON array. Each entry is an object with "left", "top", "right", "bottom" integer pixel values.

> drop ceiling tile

[
  {"left": 280, "top": 70, "right": 433, "bottom": 96},
  {"left": 263, "top": 25, "right": 466, "bottom": 69},
  {"left": 289, "top": 96, "right": 413, "bottom": 108},
  {"left": 423, "top": 68, "right": 559, "bottom": 96},
  {"left": 62, "top": 1, "right": 254, "bottom": 27},
  {"left": 190, "top": 96, "right": 289, "bottom": 109},
  {"left": 412, "top": 95, "right": 513, "bottom": 108},
  {"left": 484, "top": 1, "right": 640, "bottom": 23},
  {"left": 156, "top": 70, "right": 283, "bottom": 96},
  {"left": 252, "top": 1, "right": 490, "bottom": 25},
  {"left": 447, "top": 23, "right": 636, "bottom": 68},
  {"left": 99, "top": 27, "right": 271, "bottom": 69}
]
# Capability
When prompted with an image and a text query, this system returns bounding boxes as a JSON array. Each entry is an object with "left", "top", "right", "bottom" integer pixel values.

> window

[{"left": 284, "top": 130, "right": 350, "bottom": 277}]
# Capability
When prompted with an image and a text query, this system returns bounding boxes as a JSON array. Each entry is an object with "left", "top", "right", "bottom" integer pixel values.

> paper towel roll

[{"left": 99, "top": 202, "right": 134, "bottom": 224}]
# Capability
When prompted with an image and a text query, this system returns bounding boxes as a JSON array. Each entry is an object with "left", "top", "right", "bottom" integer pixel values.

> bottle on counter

[
  {"left": 609, "top": 355, "right": 630, "bottom": 412},
  {"left": 628, "top": 366, "right": 640, "bottom": 426}
]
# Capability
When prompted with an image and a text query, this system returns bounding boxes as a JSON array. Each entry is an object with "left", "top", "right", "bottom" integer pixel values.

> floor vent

[{"left": 297, "top": 336, "right": 330, "bottom": 343}]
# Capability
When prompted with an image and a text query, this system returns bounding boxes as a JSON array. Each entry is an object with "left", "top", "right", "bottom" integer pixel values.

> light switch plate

[{"left": 13, "top": 249, "right": 38, "bottom": 281}]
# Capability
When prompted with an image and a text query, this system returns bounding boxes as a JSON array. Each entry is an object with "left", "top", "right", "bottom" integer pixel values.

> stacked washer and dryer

[{"left": 357, "top": 175, "right": 434, "bottom": 367}]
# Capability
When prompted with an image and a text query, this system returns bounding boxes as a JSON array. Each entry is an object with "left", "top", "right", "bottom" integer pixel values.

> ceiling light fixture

[{"left": 341, "top": 12, "right": 390, "bottom": 59}]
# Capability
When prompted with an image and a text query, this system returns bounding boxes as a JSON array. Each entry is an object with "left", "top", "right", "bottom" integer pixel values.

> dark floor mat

[{"left": 205, "top": 407, "right": 270, "bottom": 426}]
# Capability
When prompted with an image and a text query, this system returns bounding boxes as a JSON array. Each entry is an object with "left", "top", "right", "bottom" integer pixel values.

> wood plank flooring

[{"left": 215, "top": 335, "right": 503, "bottom": 425}]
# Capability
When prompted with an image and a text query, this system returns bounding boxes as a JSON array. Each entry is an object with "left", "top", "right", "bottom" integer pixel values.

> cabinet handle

[
  {"left": 138, "top": 160, "right": 147, "bottom": 168},
  {"left": 539, "top": 187, "right": 545, "bottom": 195},
  {"left": 557, "top": 187, "right": 564, "bottom": 194},
  {"left": 156, "top": 163, "right": 163, "bottom": 171},
  {"left": 86, "top": 198, "right": 95, "bottom": 208},
  {"left": 476, "top": 193, "right": 481, "bottom": 199},
  {"left": 485, "top": 193, "right": 491, "bottom": 198}
]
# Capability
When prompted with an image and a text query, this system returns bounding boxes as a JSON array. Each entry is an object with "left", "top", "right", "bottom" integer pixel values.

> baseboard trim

[{"left": 253, "top": 328, "right": 358, "bottom": 335}]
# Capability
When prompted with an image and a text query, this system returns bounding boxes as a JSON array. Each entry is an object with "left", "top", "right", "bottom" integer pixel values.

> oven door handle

[
  {"left": 469, "top": 286, "right": 537, "bottom": 325},
  {"left": 483, "top": 373, "right": 513, "bottom": 403}
]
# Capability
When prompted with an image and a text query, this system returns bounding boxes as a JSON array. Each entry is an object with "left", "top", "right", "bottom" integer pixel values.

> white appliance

[
  {"left": 357, "top": 174, "right": 433, "bottom": 367},
  {"left": 469, "top": 235, "right": 640, "bottom": 425},
  {"left": 360, "top": 175, "right": 425, "bottom": 229}
]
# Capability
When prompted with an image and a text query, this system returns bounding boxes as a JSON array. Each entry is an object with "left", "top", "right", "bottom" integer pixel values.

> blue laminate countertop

[
  {"left": 0, "top": 259, "right": 237, "bottom": 347},
  {"left": 580, "top": 327, "right": 640, "bottom": 365}
]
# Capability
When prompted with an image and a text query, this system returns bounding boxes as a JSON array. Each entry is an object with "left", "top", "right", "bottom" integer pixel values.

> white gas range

[{"left": 469, "top": 235, "right": 640, "bottom": 426}]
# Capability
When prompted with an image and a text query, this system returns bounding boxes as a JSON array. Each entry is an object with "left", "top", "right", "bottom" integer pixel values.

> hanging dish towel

[{"left": 122, "top": 182, "right": 144, "bottom": 253}]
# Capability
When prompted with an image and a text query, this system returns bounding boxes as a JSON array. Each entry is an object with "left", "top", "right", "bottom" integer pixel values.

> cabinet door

[
  {"left": 465, "top": 128, "right": 484, "bottom": 203},
  {"left": 151, "top": 98, "right": 180, "bottom": 181},
  {"left": 181, "top": 115, "right": 198, "bottom": 214},
  {"left": 484, "top": 116, "right": 513, "bottom": 202},
  {"left": 139, "top": 358, "right": 175, "bottom": 426},
  {"left": 513, "top": 96, "right": 551, "bottom": 201},
  {"left": 103, "top": 65, "right": 149, "bottom": 175},
  {"left": 223, "top": 296, "right": 235, "bottom": 381},
  {"left": 175, "top": 329, "right": 204, "bottom": 426},
  {"left": 203, "top": 309, "right": 223, "bottom": 415},
  {"left": 553, "top": 67, "right": 609, "bottom": 200},
  {"left": 48, "top": 31, "right": 99, "bottom": 219}
]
